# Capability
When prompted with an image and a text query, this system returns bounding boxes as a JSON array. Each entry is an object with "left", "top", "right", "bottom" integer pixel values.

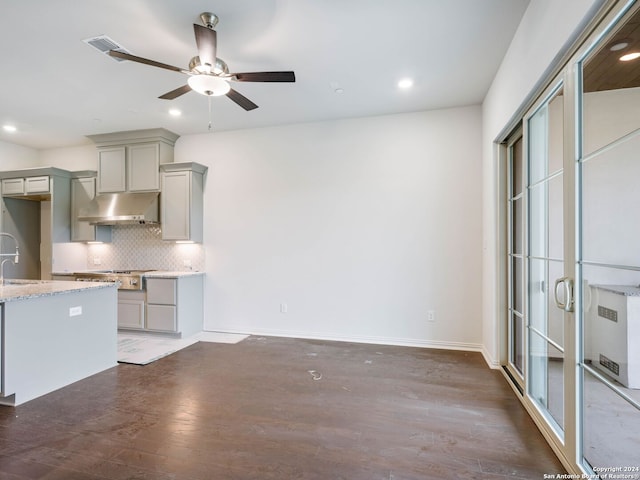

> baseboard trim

[
  {"left": 206, "top": 327, "right": 483, "bottom": 353},
  {"left": 481, "top": 346, "right": 501, "bottom": 369}
]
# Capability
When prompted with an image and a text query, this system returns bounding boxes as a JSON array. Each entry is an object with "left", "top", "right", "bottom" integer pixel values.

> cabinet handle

[{"left": 554, "top": 277, "right": 574, "bottom": 312}]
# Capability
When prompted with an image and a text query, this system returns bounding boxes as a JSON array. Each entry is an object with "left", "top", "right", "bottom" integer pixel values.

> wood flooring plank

[{"left": 0, "top": 336, "right": 564, "bottom": 478}]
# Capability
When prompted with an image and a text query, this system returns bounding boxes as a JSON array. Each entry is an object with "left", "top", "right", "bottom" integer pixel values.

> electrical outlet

[
  {"left": 93, "top": 257, "right": 101, "bottom": 265},
  {"left": 427, "top": 310, "right": 436, "bottom": 322},
  {"left": 183, "top": 259, "right": 192, "bottom": 268},
  {"left": 280, "top": 303, "right": 288, "bottom": 314}
]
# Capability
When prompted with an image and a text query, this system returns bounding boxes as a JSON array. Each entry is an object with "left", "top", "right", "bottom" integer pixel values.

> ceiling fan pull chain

[{"left": 208, "top": 95, "right": 213, "bottom": 131}]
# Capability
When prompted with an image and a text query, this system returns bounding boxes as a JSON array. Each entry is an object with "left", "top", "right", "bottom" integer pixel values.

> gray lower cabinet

[
  {"left": 145, "top": 275, "right": 203, "bottom": 337},
  {"left": 117, "top": 290, "right": 146, "bottom": 329}
]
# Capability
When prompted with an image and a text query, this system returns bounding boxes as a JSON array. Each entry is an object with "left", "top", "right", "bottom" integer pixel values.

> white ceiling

[{"left": 0, "top": 0, "right": 529, "bottom": 150}]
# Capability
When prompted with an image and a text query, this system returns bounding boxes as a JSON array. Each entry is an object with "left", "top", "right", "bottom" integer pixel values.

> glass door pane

[
  {"left": 508, "top": 134, "right": 525, "bottom": 380},
  {"left": 579, "top": 6, "right": 640, "bottom": 475},
  {"left": 527, "top": 85, "right": 565, "bottom": 434}
]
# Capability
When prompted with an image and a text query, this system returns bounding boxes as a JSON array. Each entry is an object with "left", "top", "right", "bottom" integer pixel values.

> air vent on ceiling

[{"left": 83, "top": 35, "right": 131, "bottom": 61}]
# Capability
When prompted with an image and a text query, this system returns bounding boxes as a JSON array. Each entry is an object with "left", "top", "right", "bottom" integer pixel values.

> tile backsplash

[{"left": 87, "top": 225, "right": 204, "bottom": 271}]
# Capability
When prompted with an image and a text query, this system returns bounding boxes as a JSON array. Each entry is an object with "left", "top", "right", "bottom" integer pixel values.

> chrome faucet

[{"left": 0, "top": 232, "right": 20, "bottom": 286}]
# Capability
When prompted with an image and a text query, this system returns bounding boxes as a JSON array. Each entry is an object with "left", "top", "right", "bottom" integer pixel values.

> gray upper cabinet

[
  {"left": 0, "top": 167, "right": 76, "bottom": 279},
  {"left": 71, "top": 176, "right": 112, "bottom": 243},
  {"left": 160, "top": 163, "right": 207, "bottom": 242},
  {"left": 88, "top": 129, "right": 179, "bottom": 194},
  {"left": 128, "top": 143, "right": 160, "bottom": 191},
  {"left": 96, "top": 147, "right": 126, "bottom": 193},
  {"left": 2, "top": 175, "right": 51, "bottom": 197}
]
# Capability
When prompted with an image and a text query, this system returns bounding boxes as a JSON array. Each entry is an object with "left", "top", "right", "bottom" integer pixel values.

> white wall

[
  {"left": 481, "top": 0, "right": 601, "bottom": 366},
  {"left": 37, "top": 144, "right": 95, "bottom": 171},
  {"left": 0, "top": 139, "right": 38, "bottom": 169},
  {"left": 176, "top": 106, "right": 483, "bottom": 349}
]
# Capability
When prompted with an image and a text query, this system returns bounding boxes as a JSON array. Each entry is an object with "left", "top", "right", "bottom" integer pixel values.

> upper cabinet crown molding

[
  {"left": 86, "top": 128, "right": 179, "bottom": 148},
  {"left": 0, "top": 166, "right": 75, "bottom": 180}
]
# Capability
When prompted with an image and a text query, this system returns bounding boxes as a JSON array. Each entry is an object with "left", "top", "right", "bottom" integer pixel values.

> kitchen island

[{"left": 0, "top": 280, "right": 117, "bottom": 406}]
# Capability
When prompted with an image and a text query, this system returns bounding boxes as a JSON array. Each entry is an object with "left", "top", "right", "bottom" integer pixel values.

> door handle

[{"left": 554, "top": 277, "right": 574, "bottom": 312}]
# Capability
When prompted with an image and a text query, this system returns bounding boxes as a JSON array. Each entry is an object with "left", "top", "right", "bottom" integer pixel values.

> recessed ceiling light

[
  {"left": 398, "top": 78, "right": 414, "bottom": 89},
  {"left": 609, "top": 41, "right": 629, "bottom": 51},
  {"left": 2, "top": 125, "right": 17, "bottom": 133},
  {"left": 169, "top": 108, "right": 182, "bottom": 117},
  {"left": 620, "top": 52, "right": 640, "bottom": 61}
]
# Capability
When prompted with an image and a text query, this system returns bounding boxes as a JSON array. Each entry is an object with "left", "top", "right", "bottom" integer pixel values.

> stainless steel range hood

[{"left": 78, "top": 192, "right": 159, "bottom": 225}]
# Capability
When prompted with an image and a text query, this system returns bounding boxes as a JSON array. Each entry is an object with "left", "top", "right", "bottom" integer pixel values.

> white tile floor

[{"left": 117, "top": 331, "right": 248, "bottom": 365}]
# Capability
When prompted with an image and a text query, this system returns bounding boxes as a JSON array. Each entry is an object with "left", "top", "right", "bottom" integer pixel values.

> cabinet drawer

[
  {"left": 1, "top": 178, "right": 25, "bottom": 195},
  {"left": 147, "top": 305, "right": 177, "bottom": 331},
  {"left": 146, "top": 278, "right": 177, "bottom": 305},
  {"left": 25, "top": 176, "right": 50, "bottom": 194}
]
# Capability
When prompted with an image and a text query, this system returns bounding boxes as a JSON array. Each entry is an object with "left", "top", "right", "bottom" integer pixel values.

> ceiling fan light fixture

[{"left": 188, "top": 74, "right": 231, "bottom": 96}]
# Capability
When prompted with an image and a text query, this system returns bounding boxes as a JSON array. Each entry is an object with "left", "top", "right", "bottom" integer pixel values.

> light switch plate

[{"left": 69, "top": 306, "right": 82, "bottom": 317}]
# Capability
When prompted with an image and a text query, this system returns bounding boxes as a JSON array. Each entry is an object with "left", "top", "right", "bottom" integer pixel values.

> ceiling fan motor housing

[{"left": 200, "top": 12, "right": 219, "bottom": 29}]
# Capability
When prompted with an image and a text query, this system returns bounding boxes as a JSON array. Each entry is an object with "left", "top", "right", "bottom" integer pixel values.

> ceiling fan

[{"left": 108, "top": 12, "right": 296, "bottom": 111}]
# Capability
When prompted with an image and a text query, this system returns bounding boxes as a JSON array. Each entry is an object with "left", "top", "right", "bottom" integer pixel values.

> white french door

[
  {"left": 507, "top": 1, "right": 640, "bottom": 475},
  {"left": 576, "top": 3, "right": 640, "bottom": 474}
]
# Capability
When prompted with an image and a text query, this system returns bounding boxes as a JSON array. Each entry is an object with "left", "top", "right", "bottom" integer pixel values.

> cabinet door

[
  {"left": 147, "top": 305, "right": 177, "bottom": 332},
  {"left": 160, "top": 171, "right": 190, "bottom": 240},
  {"left": 128, "top": 143, "right": 160, "bottom": 191},
  {"left": 25, "top": 176, "right": 50, "bottom": 194},
  {"left": 1, "top": 178, "right": 25, "bottom": 196},
  {"left": 97, "top": 147, "right": 126, "bottom": 193},
  {"left": 117, "top": 299, "right": 145, "bottom": 329}
]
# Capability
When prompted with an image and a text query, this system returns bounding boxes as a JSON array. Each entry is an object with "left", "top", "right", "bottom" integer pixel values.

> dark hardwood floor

[{"left": 0, "top": 336, "right": 564, "bottom": 479}]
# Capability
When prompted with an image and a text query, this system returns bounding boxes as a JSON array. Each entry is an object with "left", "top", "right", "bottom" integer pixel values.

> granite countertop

[
  {"left": 0, "top": 279, "right": 116, "bottom": 302},
  {"left": 593, "top": 284, "right": 640, "bottom": 296},
  {"left": 52, "top": 270, "right": 205, "bottom": 279},
  {"left": 143, "top": 271, "right": 205, "bottom": 278}
]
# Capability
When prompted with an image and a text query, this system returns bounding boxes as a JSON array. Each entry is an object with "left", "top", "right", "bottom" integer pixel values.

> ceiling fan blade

[
  {"left": 226, "top": 88, "right": 259, "bottom": 111},
  {"left": 108, "top": 50, "right": 186, "bottom": 73},
  {"left": 159, "top": 84, "right": 192, "bottom": 100},
  {"left": 193, "top": 24, "right": 217, "bottom": 70},
  {"left": 232, "top": 71, "right": 296, "bottom": 82}
]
